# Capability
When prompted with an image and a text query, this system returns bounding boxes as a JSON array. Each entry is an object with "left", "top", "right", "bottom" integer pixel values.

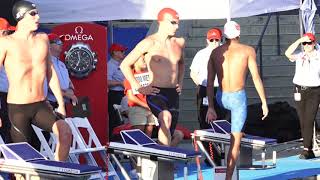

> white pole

[{"left": 227, "top": 0, "right": 231, "bottom": 21}]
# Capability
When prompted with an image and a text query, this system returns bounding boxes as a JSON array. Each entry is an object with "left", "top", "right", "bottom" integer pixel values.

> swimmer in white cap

[{"left": 206, "top": 21, "right": 268, "bottom": 180}]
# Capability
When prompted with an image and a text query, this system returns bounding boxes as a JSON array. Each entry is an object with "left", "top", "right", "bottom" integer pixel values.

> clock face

[{"left": 65, "top": 44, "right": 97, "bottom": 78}]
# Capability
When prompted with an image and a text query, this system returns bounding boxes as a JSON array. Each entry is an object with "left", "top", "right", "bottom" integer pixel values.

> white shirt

[
  {"left": 190, "top": 46, "right": 218, "bottom": 87},
  {"left": 292, "top": 50, "right": 320, "bottom": 86},
  {"left": 47, "top": 56, "right": 71, "bottom": 102}
]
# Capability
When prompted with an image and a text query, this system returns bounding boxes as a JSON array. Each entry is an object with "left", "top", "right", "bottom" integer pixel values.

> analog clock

[{"left": 64, "top": 42, "right": 98, "bottom": 78}]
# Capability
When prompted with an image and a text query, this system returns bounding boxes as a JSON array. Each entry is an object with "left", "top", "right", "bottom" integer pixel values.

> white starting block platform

[
  {"left": 192, "top": 120, "right": 278, "bottom": 170},
  {"left": 0, "top": 142, "right": 102, "bottom": 180},
  {"left": 108, "top": 129, "right": 201, "bottom": 180}
]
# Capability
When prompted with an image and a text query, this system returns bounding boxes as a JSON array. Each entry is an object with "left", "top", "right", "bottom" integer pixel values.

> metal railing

[{"left": 254, "top": 13, "right": 273, "bottom": 80}]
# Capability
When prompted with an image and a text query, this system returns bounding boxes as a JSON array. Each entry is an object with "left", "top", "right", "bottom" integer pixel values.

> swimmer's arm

[
  {"left": 177, "top": 38, "right": 185, "bottom": 88},
  {"left": 248, "top": 47, "right": 267, "bottom": 105},
  {"left": 285, "top": 36, "right": 309, "bottom": 62},
  {"left": 47, "top": 52, "right": 65, "bottom": 112},
  {"left": 207, "top": 51, "right": 216, "bottom": 109},
  {"left": 120, "top": 39, "right": 153, "bottom": 90},
  {"left": 0, "top": 38, "right": 7, "bottom": 68}
]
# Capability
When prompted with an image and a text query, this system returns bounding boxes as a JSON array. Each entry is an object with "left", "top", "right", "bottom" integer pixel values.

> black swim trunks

[
  {"left": 8, "top": 100, "right": 62, "bottom": 144},
  {"left": 146, "top": 87, "right": 179, "bottom": 134}
]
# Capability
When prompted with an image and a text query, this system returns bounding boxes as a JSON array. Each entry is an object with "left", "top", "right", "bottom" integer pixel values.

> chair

[
  {"left": 32, "top": 118, "right": 119, "bottom": 180},
  {"left": 65, "top": 117, "right": 119, "bottom": 180},
  {"left": 113, "top": 104, "right": 125, "bottom": 124}
]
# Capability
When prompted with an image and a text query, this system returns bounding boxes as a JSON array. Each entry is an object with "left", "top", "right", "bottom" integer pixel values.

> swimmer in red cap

[
  {"left": 0, "top": 0, "right": 72, "bottom": 161},
  {"left": 207, "top": 21, "right": 268, "bottom": 180},
  {"left": 120, "top": 7, "right": 185, "bottom": 146}
]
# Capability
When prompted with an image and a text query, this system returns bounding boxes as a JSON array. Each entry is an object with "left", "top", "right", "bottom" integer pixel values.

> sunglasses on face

[
  {"left": 210, "top": 39, "right": 220, "bottom": 42},
  {"left": 50, "top": 40, "right": 63, "bottom": 46},
  {"left": 28, "top": 10, "right": 39, "bottom": 17},
  {"left": 302, "top": 41, "right": 313, "bottom": 45},
  {"left": 1, "top": 30, "right": 11, "bottom": 36}
]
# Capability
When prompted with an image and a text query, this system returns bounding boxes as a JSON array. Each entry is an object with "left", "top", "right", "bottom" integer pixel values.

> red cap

[
  {"left": 109, "top": 43, "right": 128, "bottom": 52},
  {"left": 0, "top": 18, "right": 15, "bottom": 31},
  {"left": 48, "top": 33, "right": 64, "bottom": 42},
  {"left": 303, "top": 32, "right": 316, "bottom": 42},
  {"left": 157, "top": 8, "right": 179, "bottom": 21},
  {"left": 207, "top": 28, "right": 222, "bottom": 40}
]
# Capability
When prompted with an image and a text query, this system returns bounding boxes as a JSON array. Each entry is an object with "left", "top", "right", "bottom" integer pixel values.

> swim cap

[
  {"left": 207, "top": 28, "right": 222, "bottom": 40},
  {"left": 224, "top": 21, "right": 240, "bottom": 39},
  {"left": 157, "top": 8, "right": 179, "bottom": 21},
  {"left": 12, "top": 0, "right": 37, "bottom": 22},
  {"left": 303, "top": 32, "right": 316, "bottom": 42}
]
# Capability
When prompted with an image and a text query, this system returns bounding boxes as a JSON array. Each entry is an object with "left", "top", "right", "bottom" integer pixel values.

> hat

[
  {"left": 303, "top": 33, "right": 316, "bottom": 42},
  {"left": 207, "top": 28, "right": 222, "bottom": 40},
  {"left": 224, "top": 21, "right": 240, "bottom": 39},
  {"left": 157, "top": 8, "right": 179, "bottom": 21},
  {"left": 48, "top": 33, "right": 64, "bottom": 42},
  {"left": 109, "top": 43, "right": 127, "bottom": 52},
  {"left": 0, "top": 18, "right": 15, "bottom": 31}
]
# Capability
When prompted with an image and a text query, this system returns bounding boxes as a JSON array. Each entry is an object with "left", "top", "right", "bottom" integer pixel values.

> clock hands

[{"left": 77, "top": 51, "right": 81, "bottom": 66}]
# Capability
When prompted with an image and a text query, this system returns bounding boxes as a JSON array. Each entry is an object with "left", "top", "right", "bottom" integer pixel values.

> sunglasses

[
  {"left": 28, "top": 10, "right": 39, "bottom": 17},
  {"left": 1, "top": 30, "right": 11, "bottom": 36},
  {"left": 50, "top": 40, "right": 63, "bottom": 46},
  {"left": 210, "top": 39, "right": 220, "bottom": 42},
  {"left": 302, "top": 41, "right": 313, "bottom": 45}
]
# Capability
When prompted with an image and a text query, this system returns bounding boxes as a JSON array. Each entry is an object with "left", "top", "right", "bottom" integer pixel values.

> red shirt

[{"left": 123, "top": 70, "right": 150, "bottom": 107}]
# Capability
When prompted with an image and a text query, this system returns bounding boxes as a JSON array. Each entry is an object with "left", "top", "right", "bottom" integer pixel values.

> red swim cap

[{"left": 157, "top": 8, "right": 179, "bottom": 22}]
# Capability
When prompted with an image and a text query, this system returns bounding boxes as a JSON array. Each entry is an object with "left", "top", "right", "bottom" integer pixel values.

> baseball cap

[
  {"left": 48, "top": 33, "right": 64, "bottom": 44},
  {"left": 207, "top": 28, "right": 222, "bottom": 40},
  {"left": 0, "top": 18, "right": 16, "bottom": 31},
  {"left": 109, "top": 43, "right": 128, "bottom": 52},
  {"left": 157, "top": 8, "right": 179, "bottom": 21},
  {"left": 224, "top": 21, "right": 240, "bottom": 39},
  {"left": 303, "top": 33, "right": 316, "bottom": 42}
]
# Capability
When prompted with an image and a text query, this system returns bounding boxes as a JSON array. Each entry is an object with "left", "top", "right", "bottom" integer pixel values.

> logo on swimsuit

[{"left": 63, "top": 26, "right": 94, "bottom": 41}]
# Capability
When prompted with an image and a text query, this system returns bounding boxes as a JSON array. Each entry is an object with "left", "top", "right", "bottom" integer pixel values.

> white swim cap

[{"left": 224, "top": 21, "right": 240, "bottom": 39}]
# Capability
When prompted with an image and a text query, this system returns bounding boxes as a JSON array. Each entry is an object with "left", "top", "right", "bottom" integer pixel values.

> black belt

[{"left": 295, "top": 85, "right": 320, "bottom": 90}]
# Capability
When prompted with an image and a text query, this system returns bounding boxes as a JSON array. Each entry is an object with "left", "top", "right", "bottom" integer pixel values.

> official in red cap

[
  {"left": 285, "top": 32, "right": 320, "bottom": 159},
  {"left": 47, "top": 33, "right": 78, "bottom": 111},
  {"left": 107, "top": 42, "right": 127, "bottom": 139},
  {"left": 0, "top": 18, "right": 15, "bottom": 36},
  {"left": 190, "top": 27, "right": 225, "bottom": 166}
]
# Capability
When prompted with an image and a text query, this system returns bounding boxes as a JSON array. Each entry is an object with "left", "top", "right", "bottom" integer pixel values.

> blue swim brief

[{"left": 216, "top": 89, "right": 247, "bottom": 133}]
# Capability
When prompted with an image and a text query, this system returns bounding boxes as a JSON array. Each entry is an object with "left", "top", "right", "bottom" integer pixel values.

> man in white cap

[{"left": 206, "top": 21, "right": 269, "bottom": 180}]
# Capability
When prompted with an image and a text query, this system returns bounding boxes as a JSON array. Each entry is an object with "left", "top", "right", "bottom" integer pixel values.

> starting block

[
  {"left": 0, "top": 142, "right": 102, "bottom": 179},
  {"left": 108, "top": 129, "right": 201, "bottom": 180},
  {"left": 192, "top": 120, "right": 277, "bottom": 170}
]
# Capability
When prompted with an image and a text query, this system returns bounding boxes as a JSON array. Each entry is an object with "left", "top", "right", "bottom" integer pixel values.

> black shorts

[
  {"left": 146, "top": 87, "right": 179, "bottom": 134},
  {"left": 8, "top": 100, "right": 61, "bottom": 144}
]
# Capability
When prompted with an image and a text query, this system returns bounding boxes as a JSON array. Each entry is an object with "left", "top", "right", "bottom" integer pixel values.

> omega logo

[{"left": 64, "top": 26, "right": 94, "bottom": 41}]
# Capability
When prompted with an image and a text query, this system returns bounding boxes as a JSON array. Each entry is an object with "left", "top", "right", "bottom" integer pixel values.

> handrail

[{"left": 254, "top": 13, "right": 272, "bottom": 80}]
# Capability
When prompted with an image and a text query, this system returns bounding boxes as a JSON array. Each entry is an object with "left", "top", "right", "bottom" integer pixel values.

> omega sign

[{"left": 64, "top": 26, "right": 94, "bottom": 41}]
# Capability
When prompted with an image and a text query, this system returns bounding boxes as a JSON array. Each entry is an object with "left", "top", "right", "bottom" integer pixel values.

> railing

[{"left": 254, "top": 13, "right": 273, "bottom": 80}]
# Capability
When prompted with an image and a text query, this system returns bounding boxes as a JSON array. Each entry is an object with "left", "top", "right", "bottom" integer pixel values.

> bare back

[
  {"left": 144, "top": 35, "right": 184, "bottom": 88},
  {"left": 212, "top": 42, "right": 254, "bottom": 92},
  {"left": 1, "top": 33, "right": 49, "bottom": 104}
]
